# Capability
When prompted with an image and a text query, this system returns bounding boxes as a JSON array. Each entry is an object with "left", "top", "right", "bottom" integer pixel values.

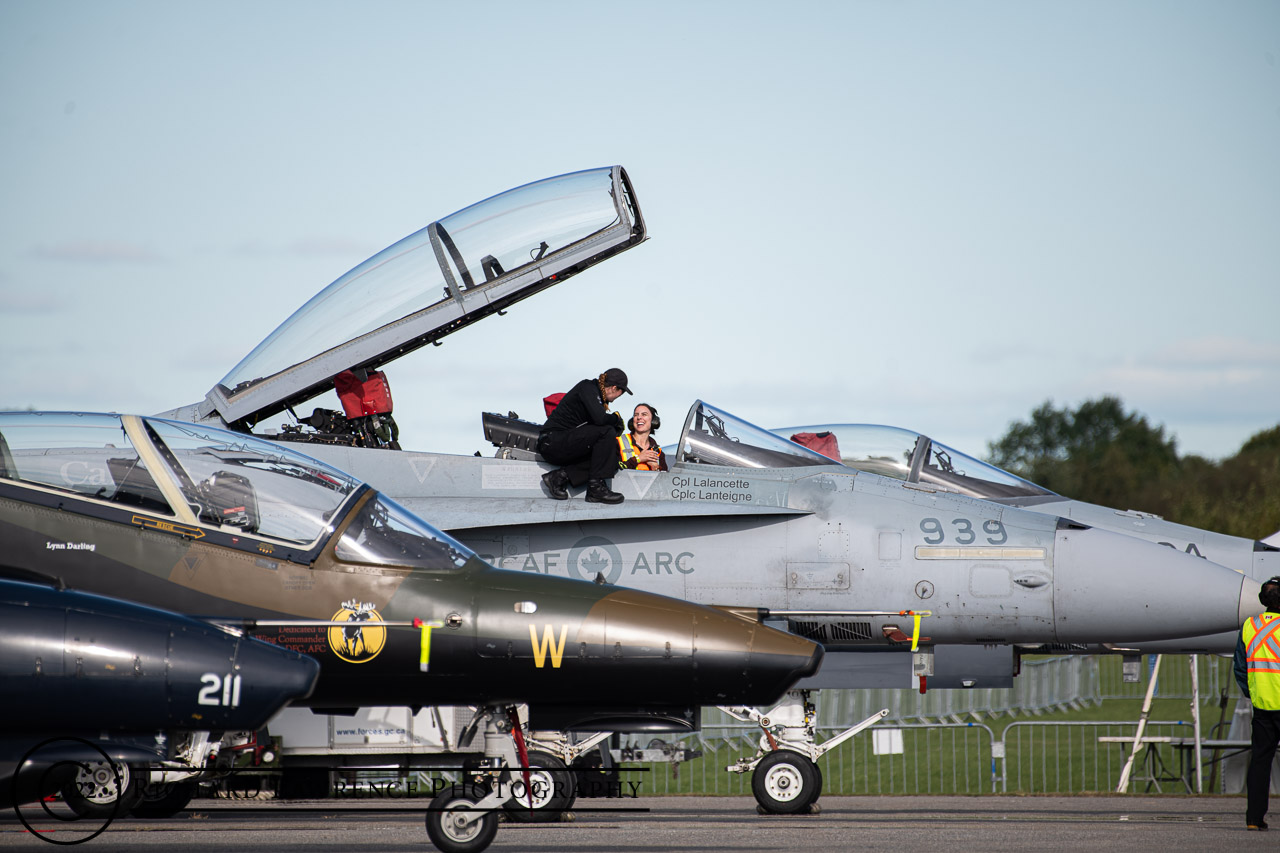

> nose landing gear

[{"left": 722, "top": 690, "right": 889, "bottom": 815}]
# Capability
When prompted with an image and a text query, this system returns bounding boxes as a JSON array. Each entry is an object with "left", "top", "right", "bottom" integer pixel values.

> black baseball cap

[{"left": 603, "top": 368, "right": 632, "bottom": 394}]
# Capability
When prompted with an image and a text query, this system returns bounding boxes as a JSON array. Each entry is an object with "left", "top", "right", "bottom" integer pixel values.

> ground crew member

[
  {"left": 618, "top": 403, "right": 668, "bottom": 472},
  {"left": 1235, "top": 575, "right": 1280, "bottom": 830},
  {"left": 538, "top": 368, "right": 630, "bottom": 504}
]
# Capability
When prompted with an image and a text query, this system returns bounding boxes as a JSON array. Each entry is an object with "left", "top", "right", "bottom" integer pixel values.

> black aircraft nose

[
  {"left": 166, "top": 626, "right": 320, "bottom": 731},
  {"left": 581, "top": 589, "right": 823, "bottom": 707}
]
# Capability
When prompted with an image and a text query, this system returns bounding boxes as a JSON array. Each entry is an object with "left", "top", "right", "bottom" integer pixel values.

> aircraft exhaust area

[{"left": 0, "top": 795, "right": 1263, "bottom": 852}]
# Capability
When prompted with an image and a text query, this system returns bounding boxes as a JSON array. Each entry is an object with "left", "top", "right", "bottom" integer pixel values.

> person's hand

[{"left": 638, "top": 449, "right": 659, "bottom": 465}]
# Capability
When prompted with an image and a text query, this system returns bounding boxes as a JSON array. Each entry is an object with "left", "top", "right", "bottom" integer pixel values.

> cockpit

[
  {"left": 676, "top": 402, "right": 845, "bottom": 470},
  {"left": 0, "top": 412, "right": 473, "bottom": 571},
  {"left": 771, "top": 423, "right": 1054, "bottom": 499}
]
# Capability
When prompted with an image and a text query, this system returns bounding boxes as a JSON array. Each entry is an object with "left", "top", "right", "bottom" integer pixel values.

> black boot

[
  {"left": 541, "top": 468, "right": 570, "bottom": 500},
  {"left": 585, "top": 479, "right": 623, "bottom": 504}
]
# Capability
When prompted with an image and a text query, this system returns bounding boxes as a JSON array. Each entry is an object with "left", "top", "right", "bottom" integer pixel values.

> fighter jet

[
  {"left": 1, "top": 577, "right": 318, "bottom": 823},
  {"left": 155, "top": 165, "right": 1261, "bottom": 815},
  {"left": 0, "top": 411, "right": 821, "bottom": 847},
  {"left": 773, "top": 421, "right": 1280, "bottom": 654}
]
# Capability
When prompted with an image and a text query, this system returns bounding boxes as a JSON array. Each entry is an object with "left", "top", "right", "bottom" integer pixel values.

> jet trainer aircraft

[
  {"left": 0, "top": 411, "right": 821, "bottom": 848},
  {"left": 156, "top": 165, "right": 1262, "bottom": 815},
  {"left": 773, "top": 420, "right": 1280, "bottom": 656}
]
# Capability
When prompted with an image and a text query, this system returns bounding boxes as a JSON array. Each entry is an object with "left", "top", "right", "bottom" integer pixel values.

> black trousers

[
  {"left": 1249, "top": 707, "right": 1280, "bottom": 824},
  {"left": 539, "top": 425, "right": 618, "bottom": 487}
]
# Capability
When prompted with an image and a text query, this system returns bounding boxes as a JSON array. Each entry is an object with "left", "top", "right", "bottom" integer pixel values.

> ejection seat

[{"left": 195, "top": 471, "right": 260, "bottom": 532}]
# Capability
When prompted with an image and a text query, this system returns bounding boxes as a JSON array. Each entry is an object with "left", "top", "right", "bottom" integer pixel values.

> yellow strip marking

[{"left": 132, "top": 515, "right": 205, "bottom": 539}]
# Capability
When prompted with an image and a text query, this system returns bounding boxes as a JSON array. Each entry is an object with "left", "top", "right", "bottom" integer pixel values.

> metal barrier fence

[
  {"left": 632, "top": 717, "right": 1242, "bottom": 796},
  {"left": 629, "top": 654, "right": 1246, "bottom": 796}
]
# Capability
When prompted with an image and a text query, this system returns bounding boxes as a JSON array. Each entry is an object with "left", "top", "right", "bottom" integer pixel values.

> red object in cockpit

[{"left": 335, "top": 370, "right": 394, "bottom": 419}]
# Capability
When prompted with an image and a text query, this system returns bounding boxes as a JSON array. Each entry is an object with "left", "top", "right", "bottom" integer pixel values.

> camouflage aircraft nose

[
  {"left": 580, "top": 588, "right": 823, "bottom": 706},
  {"left": 463, "top": 566, "right": 823, "bottom": 715},
  {"left": 1052, "top": 524, "right": 1259, "bottom": 643}
]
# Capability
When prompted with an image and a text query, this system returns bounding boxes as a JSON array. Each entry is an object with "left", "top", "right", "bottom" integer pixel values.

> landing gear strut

[
  {"left": 722, "top": 690, "right": 888, "bottom": 815},
  {"left": 426, "top": 705, "right": 578, "bottom": 853}
]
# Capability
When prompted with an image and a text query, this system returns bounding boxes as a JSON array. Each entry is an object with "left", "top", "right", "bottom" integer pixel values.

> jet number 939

[{"left": 920, "top": 517, "right": 1007, "bottom": 545}]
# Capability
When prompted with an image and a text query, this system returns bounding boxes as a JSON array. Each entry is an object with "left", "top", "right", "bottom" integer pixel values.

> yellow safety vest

[
  {"left": 1244, "top": 612, "right": 1280, "bottom": 710},
  {"left": 618, "top": 433, "right": 654, "bottom": 471}
]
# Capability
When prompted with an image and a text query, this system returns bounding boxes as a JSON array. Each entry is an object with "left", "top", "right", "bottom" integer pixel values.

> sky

[{"left": 2, "top": 1, "right": 1277, "bottom": 464}]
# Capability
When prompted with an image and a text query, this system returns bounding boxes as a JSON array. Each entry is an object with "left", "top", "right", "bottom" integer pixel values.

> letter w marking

[{"left": 529, "top": 624, "right": 568, "bottom": 668}]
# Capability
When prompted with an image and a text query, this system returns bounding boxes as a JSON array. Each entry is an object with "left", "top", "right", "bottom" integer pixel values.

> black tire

[
  {"left": 131, "top": 780, "right": 196, "bottom": 818},
  {"left": 426, "top": 783, "right": 499, "bottom": 853},
  {"left": 751, "top": 750, "right": 821, "bottom": 815},
  {"left": 503, "top": 749, "right": 575, "bottom": 823},
  {"left": 61, "top": 760, "right": 143, "bottom": 819}
]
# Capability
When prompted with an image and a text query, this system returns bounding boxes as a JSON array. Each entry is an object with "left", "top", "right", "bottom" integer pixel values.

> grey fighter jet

[
  {"left": 161, "top": 165, "right": 1262, "bottom": 814},
  {"left": 774, "top": 421, "right": 1280, "bottom": 655}
]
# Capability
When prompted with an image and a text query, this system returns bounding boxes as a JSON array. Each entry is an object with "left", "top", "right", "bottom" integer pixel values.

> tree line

[{"left": 986, "top": 397, "right": 1280, "bottom": 539}]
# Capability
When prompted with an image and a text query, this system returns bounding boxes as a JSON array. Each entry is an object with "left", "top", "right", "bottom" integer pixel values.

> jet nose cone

[
  {"left": 693, "top": 608, "right": 824, "bottom": 705},
  {"left": 1053, "top": 525, "right": 1253, "bottom": 643},
  {"left": 587, "top": 589, "right": 822, "bottom": 707}
]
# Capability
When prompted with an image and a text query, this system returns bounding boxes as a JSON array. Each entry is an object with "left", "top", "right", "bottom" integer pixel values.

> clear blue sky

[{"left": 2, "top": 1, "right": 1277, "bottom": 463}]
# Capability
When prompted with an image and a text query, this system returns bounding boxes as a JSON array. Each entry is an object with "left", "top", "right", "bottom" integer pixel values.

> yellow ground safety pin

[
  {"left": 414, "top": 619, "right": 443, "bottom": 672},
  {"left": 898, "top": 610, "right": 933, "bottom": 652}
]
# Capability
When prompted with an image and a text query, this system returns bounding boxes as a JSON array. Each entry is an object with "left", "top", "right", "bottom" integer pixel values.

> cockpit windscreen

[
  {"left": 678, "top": 402, "right": 844, "bottom": 469},
  {"left": 335, "top": 493, "right": 473, "bottom": 571},
  {"left": 773, "top": 423, "right": 1054, "bottom": 498}
]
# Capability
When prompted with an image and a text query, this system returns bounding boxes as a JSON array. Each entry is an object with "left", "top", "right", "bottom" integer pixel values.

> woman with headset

[{"left": 617, "top": 403, "right": 668, "bottom": 472}]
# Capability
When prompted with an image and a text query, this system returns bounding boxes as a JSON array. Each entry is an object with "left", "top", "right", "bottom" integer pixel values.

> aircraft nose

[
  {"left": 587, "top": 589, "right": 822, "bottom": 707},
  {"left": 693, "top": 608, "right": 825, "bottom": 705},
  {"left": 1052, "top": 524, "right": 1255, "bottom": 643}
]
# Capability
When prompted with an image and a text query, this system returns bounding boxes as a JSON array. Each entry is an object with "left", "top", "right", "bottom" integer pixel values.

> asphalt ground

[{"left": 0, "top": 795, "right": 1269, "bottom": 852}]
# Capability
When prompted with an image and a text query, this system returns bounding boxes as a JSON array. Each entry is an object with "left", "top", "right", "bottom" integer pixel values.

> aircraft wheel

[
  {"left": 503, "top": 749, "right": 575, "bottom": 822},
  {"left": 62, "top": 760, "right": 143, "bottom": 819},
  {"left": 426, "top": 783, "right": 499, "bottom": 853},
  {"left": 751, "top": 750, "right": 820, "bottom": 815},
  {"left": 131, "top": 780, "right": 196, "bottom": 818}
]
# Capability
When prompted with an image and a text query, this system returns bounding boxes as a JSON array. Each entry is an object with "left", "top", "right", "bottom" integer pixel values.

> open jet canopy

[
  {"left": 201, "top": 166, "right": 646, "bottom": 430},
  {"left": 773, "top": 423, "right": 1053, "bottom": 498}
]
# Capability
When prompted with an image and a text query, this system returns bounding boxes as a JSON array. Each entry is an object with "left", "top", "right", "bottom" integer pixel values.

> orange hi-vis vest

[
  {"left": 618, "top": 433, "right": 654, "bottom": 470},
  {"left": 1244, "top": 612, "right": 1280, "bottom": 710}
]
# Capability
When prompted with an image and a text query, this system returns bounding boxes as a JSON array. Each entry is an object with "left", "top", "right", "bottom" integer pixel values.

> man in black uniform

[{"left": 538, "top": 368, "right": 630, "bottom": 504}]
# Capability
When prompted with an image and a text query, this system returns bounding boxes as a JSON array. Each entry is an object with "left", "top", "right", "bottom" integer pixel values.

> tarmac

[{"left": 0, "top": 795, "right": 1269, "bottom": 852}]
